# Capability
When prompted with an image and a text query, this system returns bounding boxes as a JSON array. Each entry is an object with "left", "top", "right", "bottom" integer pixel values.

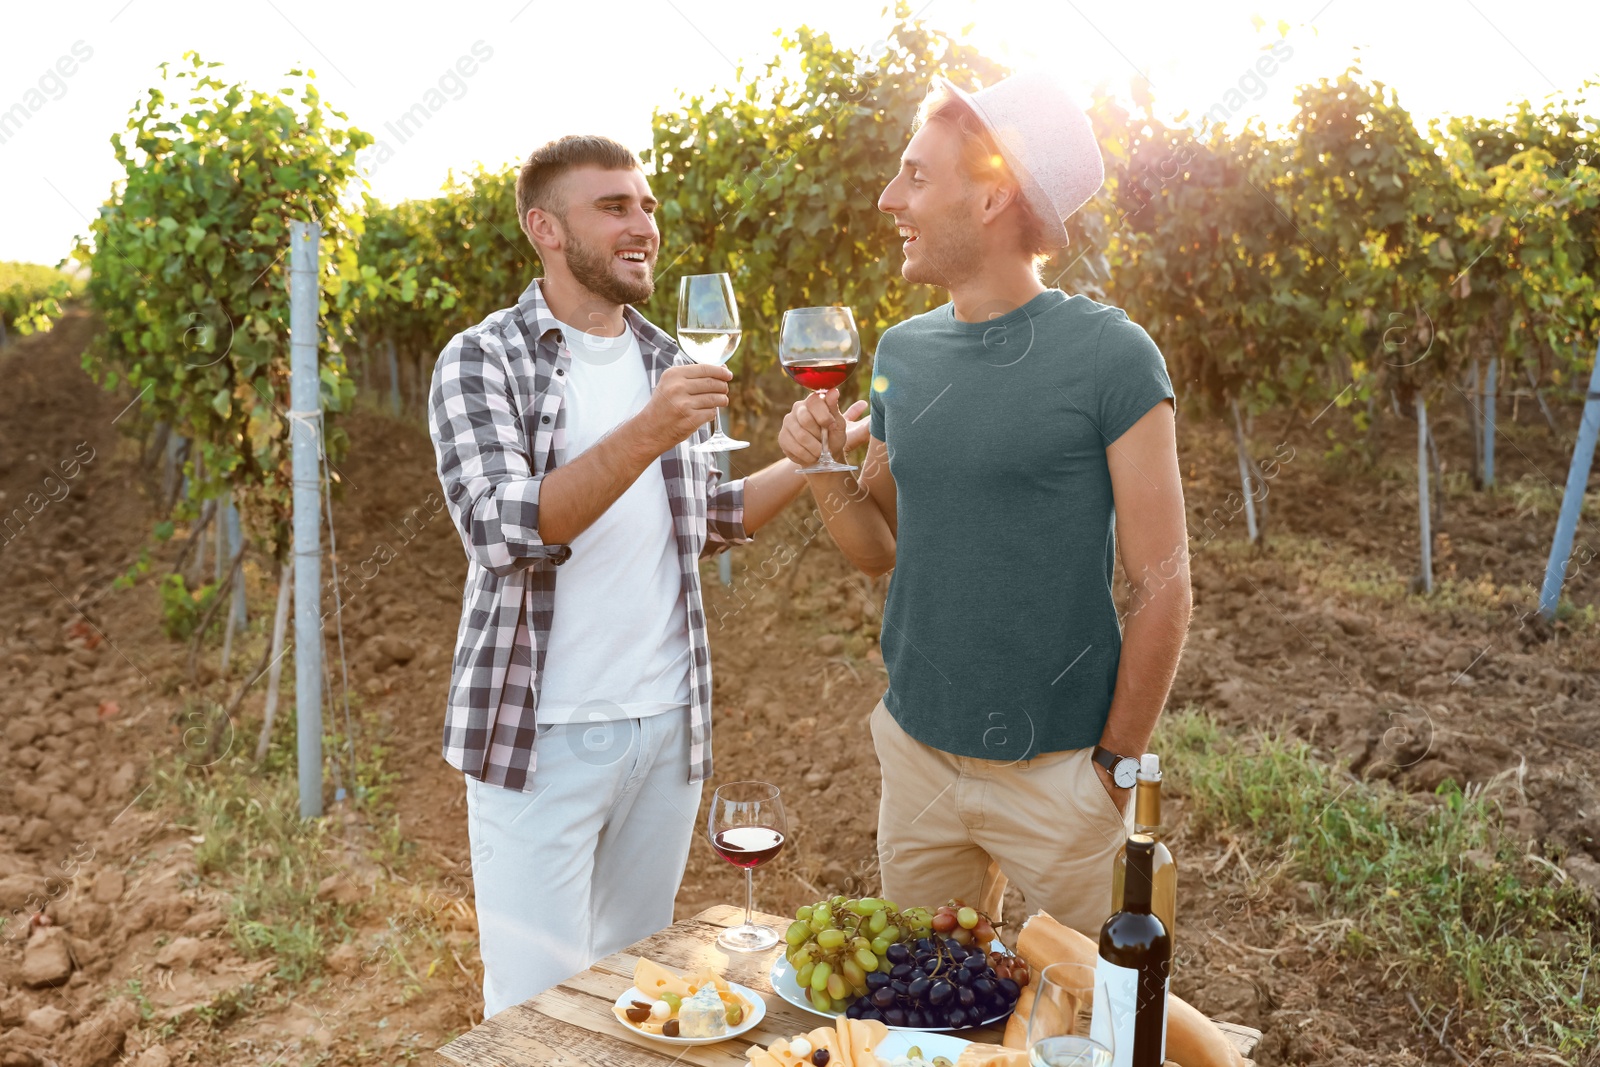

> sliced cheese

[
  {"left": 805, "top": 1025, "right": 849, "bottom": 1067},
  {"left": 843, "top": 1017, "right": 888, "bottom": 1067}
]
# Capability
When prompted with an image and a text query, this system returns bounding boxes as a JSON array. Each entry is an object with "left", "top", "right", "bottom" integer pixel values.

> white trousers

[{"left": 464, "top": 709, "right": 704, "bottom": 1018}]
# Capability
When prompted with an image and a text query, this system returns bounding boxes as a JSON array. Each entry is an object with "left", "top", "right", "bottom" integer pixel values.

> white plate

[
  {"left": 611, "top": 981, "right": 766, "bottom": 1047},
  {"left": 768, "top": 954, "right": 1010, "bottom": 1032},
  {"left": 875, "top": 1030, "right": 974, "bottom": 1063}
]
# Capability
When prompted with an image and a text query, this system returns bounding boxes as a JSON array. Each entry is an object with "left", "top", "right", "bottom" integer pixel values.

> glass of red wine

[
  {"left": 708, "top": 781, "right": 787, "bottom": 952},
  {"left": 779, "top": 306, "right": 861, "bottom": 473}
]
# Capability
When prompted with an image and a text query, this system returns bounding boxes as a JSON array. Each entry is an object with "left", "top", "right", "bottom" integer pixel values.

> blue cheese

[{"left": 677, "top": 985, "right": 729, "bottom": 1038}]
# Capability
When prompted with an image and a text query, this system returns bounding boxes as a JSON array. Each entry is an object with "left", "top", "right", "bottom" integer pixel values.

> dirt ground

[{"left": 1, "top": 308, "right": 1597, "bottom": 1067}]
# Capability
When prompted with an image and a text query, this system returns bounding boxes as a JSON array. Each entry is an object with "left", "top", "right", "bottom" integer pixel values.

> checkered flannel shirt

[{"left": 428, "top": 278, "right": 751, "bottom": 791}]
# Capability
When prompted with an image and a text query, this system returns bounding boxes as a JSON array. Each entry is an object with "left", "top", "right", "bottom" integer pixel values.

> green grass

[
  {"left": 137, "top": 677, "right": 421, "bottom": 1014},
  {"left": 144, "top": 707, "right": 361, "bottom": 985},
  {"left": 1157, "top": 710, "right": 1599, "bottom": 1058},
  {"left": 1499, "top": 474, "right": 1600, "bottom": 523}
]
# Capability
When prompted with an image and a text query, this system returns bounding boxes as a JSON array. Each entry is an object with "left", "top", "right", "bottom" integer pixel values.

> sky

[{"left": 2, "top": 0, "right": 1596, "bottom": 266}]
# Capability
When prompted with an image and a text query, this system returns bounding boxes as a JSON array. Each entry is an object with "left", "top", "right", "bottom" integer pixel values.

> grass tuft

[
  {"left": 147, "top": 744, "right": 355, "bottom": 984},
  {"left": 1158, "top": 708, "right": 1599, "bottom": 1057}
]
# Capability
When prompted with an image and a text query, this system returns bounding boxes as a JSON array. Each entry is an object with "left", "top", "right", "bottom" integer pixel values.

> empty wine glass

[
  {"left": 677, "top": 272, "right": 749, "bottom": 452},
  {"left": 779, "top": 306, "right": 860, "bottom": 473},
  {"left": 1028, "top": 963, "right": 1113, "bottom": 1067},
  {"left": 707, "top": 781, "right": 787, "bottom": 952}
]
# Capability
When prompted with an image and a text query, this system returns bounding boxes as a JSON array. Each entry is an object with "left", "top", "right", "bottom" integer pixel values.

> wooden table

[{"left": 437, "top": 905, "right": 1261, "bottom": 1066}]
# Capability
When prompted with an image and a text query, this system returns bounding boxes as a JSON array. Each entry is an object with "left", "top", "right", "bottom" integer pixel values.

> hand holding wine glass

[
  {"left": 779, "top": 307, "right": 861, "bottom": 473},
  {"left": 779, "top": 390, "right": 872, "bottom": 470},
  {"left": 677, "top": 273, "right": 749, "bottom": 452},
  {"left": 708, "top": 781, "right": 787, "bottom": 952}
]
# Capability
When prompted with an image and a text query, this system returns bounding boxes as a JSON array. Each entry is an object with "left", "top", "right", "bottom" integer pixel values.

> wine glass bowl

[
  {"left": 779, "top": 306, "right": 861, "bottom": 473},
  {"left": 677, "top": 272, "right": 750, "bottom": 452},
  {"left": 708, "top": 781, "right": 787, "bottom": 952},
  {"left": 1027, "top": 963, "right": 1112, "bottom": 1067}
]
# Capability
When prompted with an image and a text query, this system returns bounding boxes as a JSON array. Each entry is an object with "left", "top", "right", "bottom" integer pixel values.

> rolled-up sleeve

[
  {"left": 701, "top": 463, "right": 752, "bottom": 559},
  {"left": 430, "top": 328, "right": 570, "bottom": 576}
]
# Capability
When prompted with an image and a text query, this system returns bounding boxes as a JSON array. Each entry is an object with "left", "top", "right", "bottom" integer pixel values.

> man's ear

[
  {"left": 980, "top": 179, "right": 1020, "bottom": 224},
  {"left": 525, "top": 207, "right": 564, "bottom": 254}
]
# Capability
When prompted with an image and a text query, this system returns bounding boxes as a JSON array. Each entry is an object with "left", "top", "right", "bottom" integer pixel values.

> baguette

[{"left": 1007, "top": 912, "right": 1245, "bottom": 1067}]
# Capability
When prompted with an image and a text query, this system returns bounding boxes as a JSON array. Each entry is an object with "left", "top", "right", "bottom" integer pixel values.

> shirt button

[
  {"left": 556, "top": 368, "right": 565, "bottom": 376},
  {"left": 541, "top": 415, "right": 551, "bottom": 424}
]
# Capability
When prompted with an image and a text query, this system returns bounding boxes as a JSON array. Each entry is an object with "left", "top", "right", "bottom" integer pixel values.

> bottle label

[
  {"left": 1090, "top": 958, "right": 1169, "bottom": 1067},
  {"left": 1090, "top": 958, "right": 1136, "bottom": 1066}
]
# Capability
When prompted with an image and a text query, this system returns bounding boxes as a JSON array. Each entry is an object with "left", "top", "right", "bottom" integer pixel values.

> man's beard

[
  {"left": 903, "top": 198, "right": 981, "bottom": 290},
  {"left": 563, "top": 224, "right": 655, "bottom": 305}
]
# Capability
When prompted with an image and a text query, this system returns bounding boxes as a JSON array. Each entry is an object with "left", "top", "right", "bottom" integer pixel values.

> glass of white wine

[
  {"left": 1027, "top": 963, "right": 1112, "bottom": 1067},
  {"left": 677, "top": 272, "right": 749, "bottom": 453}
]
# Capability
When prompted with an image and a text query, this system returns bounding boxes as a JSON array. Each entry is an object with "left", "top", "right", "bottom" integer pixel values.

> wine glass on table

[
  {"left": 708, "top": 781, "right": 787, "bottom": 952},
  {"left": 1027, "top": 963, "right": 1113, "bottom": 1067},
  {"left": 677, "top": 272, "right": 749, "bottom": 452},
  {"left": 779, "top": 306, "right": 861, "bottom": 473}
]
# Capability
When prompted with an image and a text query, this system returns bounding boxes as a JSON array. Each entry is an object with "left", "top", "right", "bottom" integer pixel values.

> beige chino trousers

[{"left": 869, "top": 700, "right": 1134, "bottom": 939}]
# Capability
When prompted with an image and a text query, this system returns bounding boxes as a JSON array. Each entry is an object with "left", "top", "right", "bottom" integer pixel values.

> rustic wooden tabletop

[{"left": 436, "top": 905, "right": 1261, "bottom": 1066}]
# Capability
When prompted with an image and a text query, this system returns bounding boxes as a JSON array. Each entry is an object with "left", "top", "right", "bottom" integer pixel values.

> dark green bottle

[{"left": 1092, "top": 834, "right": 1171, "bottom": 1067}]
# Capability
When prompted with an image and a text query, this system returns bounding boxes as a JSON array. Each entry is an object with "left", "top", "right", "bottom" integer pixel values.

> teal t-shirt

[{"left": 868, "top": 288, "right": 1175, "bottom": 762}]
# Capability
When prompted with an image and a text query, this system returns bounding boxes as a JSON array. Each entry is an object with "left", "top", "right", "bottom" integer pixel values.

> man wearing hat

[{"left": 778, "top": 72, "right": 1191, "bottom": 936}]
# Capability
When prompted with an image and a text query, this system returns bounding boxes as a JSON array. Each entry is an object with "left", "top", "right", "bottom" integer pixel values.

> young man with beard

[
  {"left": 429, "top": 135, "right": 862, "bottom": 1017},
  {"left": 778, "top": 75, "right": 1191, "bottom": 937}
]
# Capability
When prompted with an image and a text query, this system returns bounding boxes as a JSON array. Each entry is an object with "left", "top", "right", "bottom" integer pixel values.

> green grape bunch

[{"left": 783, "top": 895, "right": 934, "bottom": 1014}]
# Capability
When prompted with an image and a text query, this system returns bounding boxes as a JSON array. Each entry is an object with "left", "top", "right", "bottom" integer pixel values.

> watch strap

[{"left": 1091, "top": 744, "right": 1129, "bottom": 773}]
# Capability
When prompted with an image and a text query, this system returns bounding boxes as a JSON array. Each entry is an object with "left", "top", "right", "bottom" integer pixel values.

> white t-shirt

[{"left": 534, "top": 317, "right": 692, "bottom": 724}]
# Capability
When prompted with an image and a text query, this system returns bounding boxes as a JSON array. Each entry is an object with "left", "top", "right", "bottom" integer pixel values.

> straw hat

[{"left": 934, "top": 72, "right": 1104, "bottom": 247}]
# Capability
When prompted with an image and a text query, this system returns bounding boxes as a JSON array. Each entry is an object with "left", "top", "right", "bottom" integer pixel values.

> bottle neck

[
  {"left": 1123, "top": 836, "right": 1156, "bottom": 913},
  {"left": 1133, "top": 776, "right": 1162, "bottom": 836}
]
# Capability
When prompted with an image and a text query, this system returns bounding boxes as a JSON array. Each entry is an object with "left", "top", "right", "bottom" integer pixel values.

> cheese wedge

[
  {"left": 633, "top": 957, "right": 693, "bottom": 999},
  {"left": 955, "top": 1043, "right": 1029, "bottom": 1067},
  {"left": 679, "top": 984, "right": 730, "bottom": 1038}
]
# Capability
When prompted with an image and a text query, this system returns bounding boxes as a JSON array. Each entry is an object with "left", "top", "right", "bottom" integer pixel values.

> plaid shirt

[{"left": 428, "top": 278, "right": 751, "bottom": 791}]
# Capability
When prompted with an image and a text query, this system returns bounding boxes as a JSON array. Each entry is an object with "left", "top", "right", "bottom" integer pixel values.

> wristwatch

[{"left": 1092, "top": 745, "right": 1140, "bottom": 789}]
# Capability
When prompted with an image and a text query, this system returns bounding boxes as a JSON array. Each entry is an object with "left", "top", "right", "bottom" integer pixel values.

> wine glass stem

[
  {"left": 743, "top": 867, "right": 755, "bottom": 929},
  {"left": 813, "top": 389, "right": 837, "bottom": 465}
]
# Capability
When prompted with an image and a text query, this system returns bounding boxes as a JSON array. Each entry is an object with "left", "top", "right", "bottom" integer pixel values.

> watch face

[{"left": 1113, "top": 760, "right": 1139, "bottom": 789}]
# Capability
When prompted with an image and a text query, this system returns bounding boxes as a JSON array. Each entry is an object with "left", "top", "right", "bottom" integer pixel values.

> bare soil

[{"left": 1, "top": 308, "right": 1596, "bottom": 1066}]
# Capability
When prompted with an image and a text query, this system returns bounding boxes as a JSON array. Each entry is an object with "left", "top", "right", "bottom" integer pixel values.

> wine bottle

[
  {"left": 1091, "top": 835, "right": 1171, "bottom": 1067},
  {"left": 1110, "top": 753, "right": 1176, "bottom": 943}
]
